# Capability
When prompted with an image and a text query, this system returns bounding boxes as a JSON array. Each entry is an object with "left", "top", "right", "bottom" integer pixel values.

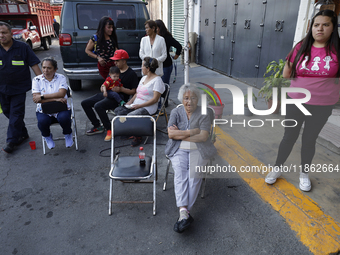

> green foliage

[
  {"left": 244, "top": 92, "right": 257, "bottom": 107},
  {"left": 258, "top": 59, "right": 290, "bottom": 101}
]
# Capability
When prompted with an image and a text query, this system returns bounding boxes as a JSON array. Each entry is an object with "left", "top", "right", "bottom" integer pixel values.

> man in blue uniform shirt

[{"left": 0, "top": 22, "right": 42, "bottom": 153}]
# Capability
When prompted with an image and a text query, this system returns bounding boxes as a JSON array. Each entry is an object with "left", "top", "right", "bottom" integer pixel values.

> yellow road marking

[{"left": 215, "top": 126, "right": 340, "bottom": 255}]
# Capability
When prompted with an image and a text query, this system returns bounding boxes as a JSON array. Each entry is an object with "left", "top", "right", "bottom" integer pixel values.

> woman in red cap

[{"left": 85, "top": 16, "right": 118, "bottom": 79}]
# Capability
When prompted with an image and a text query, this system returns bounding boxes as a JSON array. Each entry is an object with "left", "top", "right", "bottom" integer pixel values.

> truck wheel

[
  {"left": 42, "top": 37, "right": 50, "bottom": 50},
  {"left": 69, "top": 79, "right": 82, "bottom": 91}
]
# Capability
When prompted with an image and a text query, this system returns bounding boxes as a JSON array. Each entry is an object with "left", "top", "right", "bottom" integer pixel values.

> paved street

[{"left": 0, "top": 39, "right": 338, "bottom": 254}]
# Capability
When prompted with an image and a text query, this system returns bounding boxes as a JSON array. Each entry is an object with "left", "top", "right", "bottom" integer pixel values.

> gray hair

[
  {"left": 41, "top": 57, "right": 58, "bottom": 70},
  {"left": 177, "top": 83, "right": 201, "bottom": 104},
  {"left": 0, "top": 21, "right": 11, "bottom": 32}
]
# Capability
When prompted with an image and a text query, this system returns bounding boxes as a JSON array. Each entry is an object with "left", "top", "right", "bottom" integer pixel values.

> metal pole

[{"left": 184, "top": 0, "right": 189, "bottom": 84}]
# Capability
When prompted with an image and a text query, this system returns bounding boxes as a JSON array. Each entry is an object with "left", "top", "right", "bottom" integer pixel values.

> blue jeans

[
  {"left": 36, "top": 110, "right": 72, "bottom": 137},
  {"left": 107, "top": 91, "right": 124, "bottom": 103},
  {"left": 158, "top": 65, "right": 173, "bottom": 108}
]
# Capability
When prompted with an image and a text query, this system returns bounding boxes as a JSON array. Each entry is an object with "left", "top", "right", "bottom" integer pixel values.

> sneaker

[
  {"left": 119, "top": 100, "right": 126, "bottom": 106},
  {"left": 17, "top": 134, "right": 29, "bottom": 145},
  {"left": 86, "top": 125, "right": 104, "bottom": 136},
  {"left": 65, "top": 134, "right": 74, "bottom": 148},
  {"left": 2, "top": 142, "right": 16, "bottom": 153},
  {"left": 131, "top": 136, "right": 142, "bottom": 147},
  {"left": 265, "top": 166, "right": 281, "bottom": 184},
  {"left": 104, "top": 130, "right": 112, "bottom": 142},
  {"left": 44, "top": 134, "right": 55, "bottom": 149},
  {"left": 299, "top": 172, "right": 311, "bottom": 192}
]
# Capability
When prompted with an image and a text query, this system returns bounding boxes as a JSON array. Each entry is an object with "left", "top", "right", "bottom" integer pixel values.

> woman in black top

[
  {"left": 155, "top": 19, "right": 182, "bottom": 107},
  {"left": 85, "top": 16, "right": 119, "bottom": 79}
]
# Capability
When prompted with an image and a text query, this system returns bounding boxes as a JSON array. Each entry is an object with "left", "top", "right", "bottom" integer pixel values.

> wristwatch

[{"left": 40, "top": 95, "right": 45, "bottom": 100}]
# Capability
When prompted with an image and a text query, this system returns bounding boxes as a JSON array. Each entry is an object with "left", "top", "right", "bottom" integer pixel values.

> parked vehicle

[
  {"left": 59, "top": 0, "right": 149, "bottom": 91},
  {"left": 0, "top": 0, "right": 54, "bottom": 50}
]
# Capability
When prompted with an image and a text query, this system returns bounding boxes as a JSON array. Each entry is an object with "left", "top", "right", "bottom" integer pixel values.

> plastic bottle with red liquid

[{"left": 139, "top": 147, "right": 145, "bottom": 166}]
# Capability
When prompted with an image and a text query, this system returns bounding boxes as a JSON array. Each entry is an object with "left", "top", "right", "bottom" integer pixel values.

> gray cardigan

[{"left": 164, "top": 105, "right": 217, "bottom": 159}]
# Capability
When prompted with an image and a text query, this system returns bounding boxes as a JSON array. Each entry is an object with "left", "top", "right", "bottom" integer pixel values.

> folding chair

[
  {"left": 163, "top": 105, "right": 216, "bottom": 198},
  {"left": 109, "top": 115, "right": 157, "bottom": 215},
  {"left": 153, "top": 83, "right": 170, "bottom": 128},
  {"left": 42, "top": 86, "right": 79, "bottom": 155},
  {"left": 143, "top": 83, "right": 170, "bottom": 145}
]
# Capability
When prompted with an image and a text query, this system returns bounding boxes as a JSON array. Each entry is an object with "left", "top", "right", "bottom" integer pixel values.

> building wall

[
  {"left": 197, "top": 0, "right": 301, "bottom": 87},
  {"left": 145, "top": 0, "right": 162, "bottom": 21}
]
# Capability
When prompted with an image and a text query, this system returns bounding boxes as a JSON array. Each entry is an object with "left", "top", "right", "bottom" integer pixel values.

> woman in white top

[
  {"left": 32, "top": 58, "right": 73, "bottom": 149},
  {"left": 139, "top": 20, "right": 167, "bottom": 76},
  {"left": 114, "top": 57, "right": 165, "bottom": 146}
]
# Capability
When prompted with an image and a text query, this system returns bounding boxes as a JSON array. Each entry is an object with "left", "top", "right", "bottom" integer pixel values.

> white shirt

[
  {"left": 139, "top": 34, "right": 167, "bottom": 76},
  {"left": 133, "top": 75, "right": 165, "bottom": 114},
  {"left": 32, "top": 73, "right": 69, "bottom": 113}
]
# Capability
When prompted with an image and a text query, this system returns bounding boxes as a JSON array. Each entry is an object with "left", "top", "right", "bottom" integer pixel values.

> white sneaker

[
  {"left": 265, "top": 166, "right": 281, "bottom": 184},
  {"left": 44, "top": 134, "right": 55, "bottom": 149},
  {"left": 65, "top": 134, "right": 74, "bottom": 148},
  {"left": 299, "top": 172, "right": 311, "bottom": 192}
]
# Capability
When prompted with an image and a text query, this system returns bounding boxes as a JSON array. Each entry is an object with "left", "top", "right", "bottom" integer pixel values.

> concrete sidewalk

[{"left": 167, "top": 61, "right": 340, "bottom": 254}]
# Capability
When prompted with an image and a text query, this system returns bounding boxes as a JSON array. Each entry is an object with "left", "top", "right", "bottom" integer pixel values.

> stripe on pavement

[{"left": 215, "top": 126, "right": 340, "bottom": 255}]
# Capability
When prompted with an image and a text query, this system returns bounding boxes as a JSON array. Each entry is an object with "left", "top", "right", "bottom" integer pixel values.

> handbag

[{"left": 42, "top": 101, "right": 68, "bottom": 114}]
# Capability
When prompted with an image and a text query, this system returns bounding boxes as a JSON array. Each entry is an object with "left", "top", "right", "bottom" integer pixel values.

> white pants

[{"left": 170, "top": 149, "right": 208, "bottom": 211}]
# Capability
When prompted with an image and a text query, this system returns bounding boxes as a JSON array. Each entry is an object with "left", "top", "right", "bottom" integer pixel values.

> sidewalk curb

[{"left": 215, "top": 126, "right": 340, "bottom": 255}]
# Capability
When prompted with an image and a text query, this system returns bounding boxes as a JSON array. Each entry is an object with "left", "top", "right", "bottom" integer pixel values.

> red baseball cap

[{"left": 110, "top": 49, "right": 129, "bottom": 60}]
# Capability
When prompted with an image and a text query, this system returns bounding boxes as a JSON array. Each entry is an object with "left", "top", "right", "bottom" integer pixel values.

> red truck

[{"left": 0, "top": 0, "right": 54, "bottom": 50}]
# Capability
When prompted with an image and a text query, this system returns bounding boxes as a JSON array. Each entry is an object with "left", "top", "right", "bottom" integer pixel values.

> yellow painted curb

[{"left": 215, "top": 126, "right": 340, "bottom": 255}]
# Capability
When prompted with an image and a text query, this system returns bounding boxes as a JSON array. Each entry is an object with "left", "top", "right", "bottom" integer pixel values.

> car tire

[
  {"left": 69, "top": 79, "right": 82, "bottom": 91},
  {"left": 42, "top": 37, "right": 50, "bottom": 50}
]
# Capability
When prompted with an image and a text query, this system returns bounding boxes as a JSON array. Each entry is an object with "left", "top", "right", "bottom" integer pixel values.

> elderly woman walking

[{"left": 165, "top": 84, "right": 217, "bottom": 233}]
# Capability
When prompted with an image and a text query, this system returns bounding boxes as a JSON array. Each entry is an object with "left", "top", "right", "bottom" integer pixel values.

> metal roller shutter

[{"left": 171, "top": 0, "right": 184, "bottom": 47}]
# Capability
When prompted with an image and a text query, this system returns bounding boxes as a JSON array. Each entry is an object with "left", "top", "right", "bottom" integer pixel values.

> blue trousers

[
  {"left": 107, "top": 91, "right": 124, "bottom": 103},
  {"left": 158, "top": 65, "right": 173, "bottom": 108},
  {"left": 36, "top": 110, "right": 72, "bottom": 137},
  {"left": 0, "top": 92, "right": 28, "bottom": 144}
]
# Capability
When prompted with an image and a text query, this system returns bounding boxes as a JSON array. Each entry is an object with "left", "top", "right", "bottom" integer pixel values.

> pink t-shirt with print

[{"left": 287, "top": 43, "right": 340, "bottom": 105}]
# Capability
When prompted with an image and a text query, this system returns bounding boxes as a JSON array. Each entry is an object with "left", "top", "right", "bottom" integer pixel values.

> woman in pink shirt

[{"left": 265, "top": 10, "right": 340, "bottom": 191}]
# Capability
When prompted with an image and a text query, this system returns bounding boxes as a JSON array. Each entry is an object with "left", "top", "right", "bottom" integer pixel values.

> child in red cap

[{"left": 101, "top": 66, "right": 125, "bottom": 106}]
